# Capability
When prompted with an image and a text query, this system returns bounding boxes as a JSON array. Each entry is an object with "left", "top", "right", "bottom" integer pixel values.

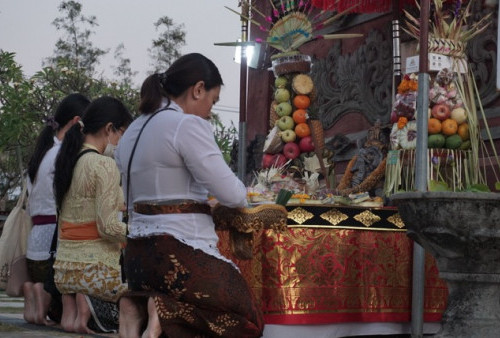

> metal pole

[
  {"left": 412, "top": 0, "right": 430, "bottom": 337},
  {"left": 392, "top": 0, "right": 402, "bottom": 89},
  {"left": 237, "top": 2, "right": 249, "bottom": 182}
]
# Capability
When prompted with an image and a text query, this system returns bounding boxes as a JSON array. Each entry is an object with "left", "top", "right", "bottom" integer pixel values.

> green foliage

[
  {"left": 113, "top": 43, "right": 138, "bottom": 84},
  {"left": 149, "top": 16, "right": 186, "bottom": 73},
  {"left": 210, "top": 113, "right": 237, "bottom": 165},
  {"left": 46, "top": 0, "right": 107, "bottom": 74},
  {"left": 428, "top": 180, "right": 450, "bottom": 192},
  {"left": 464, "top": 184, "right": 491, "bottom": 193}
]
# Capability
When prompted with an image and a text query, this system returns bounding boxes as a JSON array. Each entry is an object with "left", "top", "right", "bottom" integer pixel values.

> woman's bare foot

[
  {"left": 119, "top": 296, "right": 146, "bottom": 338},
  {"left": 74, "top": 293, "right": 94, "bottom": 334},
  {"left": 60, "top": 294, "right": 77, "bottom": 332},
  {"left": 141, "top": 297, "right": 162, "bottom": 338},
  {"left": 33, "top": 283, "right": 52, "bottom": 325},
  {"left": 23, "top": 282, "right": 35, "bottom": 324}
]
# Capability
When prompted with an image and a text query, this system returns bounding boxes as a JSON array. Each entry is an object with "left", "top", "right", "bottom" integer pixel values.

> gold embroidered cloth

[{"left": 217, "top": 206, "right": 447, "bottom": 325}]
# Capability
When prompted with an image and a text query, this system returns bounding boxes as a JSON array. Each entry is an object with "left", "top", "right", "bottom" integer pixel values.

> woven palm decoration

[{"left": 226, "top": 0, "right": 362, "bottom": 54}]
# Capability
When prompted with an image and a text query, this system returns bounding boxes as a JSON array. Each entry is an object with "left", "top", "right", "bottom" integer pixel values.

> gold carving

[
  {"left": 387, "top": 213, "right": 405, "bottom": 229},
  {"left": 320, "top": 208, "right": 348, "bottom": 226},
  {"left": 287, "top": 207, "right": 314, "bottom": 225},
  {"left": 354, "top": 210, "right": 381, "bottom": 227}
]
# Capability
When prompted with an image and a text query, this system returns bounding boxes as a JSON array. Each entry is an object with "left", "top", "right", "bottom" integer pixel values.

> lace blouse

[
  {"left": 56, "top": 144, "right": 126, "bottom": 269},
  {"left": 26, "top": 137, "right": 60, "bottom": 260},
  {"left": 115, "top": 102, "right": 247, "bottom": 265}
]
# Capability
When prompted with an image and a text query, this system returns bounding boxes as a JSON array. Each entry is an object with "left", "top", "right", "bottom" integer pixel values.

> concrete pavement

[{"left": 0, "top": 291, "right": 117, "bottom": 337}]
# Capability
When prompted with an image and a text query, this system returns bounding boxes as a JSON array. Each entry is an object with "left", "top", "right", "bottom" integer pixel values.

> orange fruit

[
  {"left": 458, "top": 122, "right": 470, "bottom": 140},
  {"left": 295, "top": 122, "right": 311, "bottom": 138},
  {"left": 441, "top": 118, "right": 458, "bottom": 136},
  {"left": 428, "top": 118, "right": 442, "bottom": 134},
  {"left": 292, "top": 109, "right": 307, "bottom": 124},
  {"left": 293, "top": 95, "right": 311, "bottom": 109}
]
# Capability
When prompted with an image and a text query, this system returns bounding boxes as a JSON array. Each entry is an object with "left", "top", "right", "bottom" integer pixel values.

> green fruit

[
  {"left": 459, "top": 139, "right": 471, "bottom": 150},
  {"left": 274, "top": 88, "right": 291, "bottom": 103},
  {"left": 445, "top": 134, "right": 462, "bottom": 149},
  {"left": 428, "top": 134, "right": 446, "bottom": 148},
  {"left": 275, "top": 76, "right": 288, "bottom": 88},
  {"left": 276, "top": 102, "right": 293, "bottom": 117}
]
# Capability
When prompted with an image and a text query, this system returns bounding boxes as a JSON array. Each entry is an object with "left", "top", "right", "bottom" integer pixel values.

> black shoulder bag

[{"left": 120, "top": 106, "right": 172, "bottom": 282}]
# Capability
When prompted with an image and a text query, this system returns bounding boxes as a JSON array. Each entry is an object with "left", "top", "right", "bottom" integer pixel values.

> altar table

[{"left": 217, "top": 204, "right": 448, "bottom": 336}]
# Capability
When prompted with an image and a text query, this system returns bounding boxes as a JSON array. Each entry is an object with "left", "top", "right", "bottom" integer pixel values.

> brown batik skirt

[{"left": 124, "top": 235, "right": 264, "bottom": 338}]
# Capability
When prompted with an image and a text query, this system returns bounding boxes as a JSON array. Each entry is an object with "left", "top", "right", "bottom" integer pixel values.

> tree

[
  {"left": 113, "top": 43, "right": 138, "bottom": 84},
  {"left": 45, "top": 0, "right": 107, "bottom": 75},
  {"left": 0, "top": 52, "right": 40, "bottom": 203},
  {"left": 149, "top": 16, "right": 186, "bottom": 73}
]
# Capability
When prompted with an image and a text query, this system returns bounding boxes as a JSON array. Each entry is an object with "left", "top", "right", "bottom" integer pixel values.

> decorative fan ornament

[
  {"left": 311, "top": 0, "right": 417, "bottom": 13},
  {"left": 225, "top": 0, "right": 363, "bottom": 55}
]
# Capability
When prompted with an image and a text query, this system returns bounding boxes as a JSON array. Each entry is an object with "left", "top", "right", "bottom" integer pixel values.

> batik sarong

[{"left": 125, "top": 235, "right": 264, "bottom": 337}]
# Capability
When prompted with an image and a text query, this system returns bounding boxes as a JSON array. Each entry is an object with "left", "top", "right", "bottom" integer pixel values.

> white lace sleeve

[
  {"left": 94, "top": 157, "right": 127, "bottom": 242},
  {"left": 175, "top": 116, "right": 247, "bottom": 208}
]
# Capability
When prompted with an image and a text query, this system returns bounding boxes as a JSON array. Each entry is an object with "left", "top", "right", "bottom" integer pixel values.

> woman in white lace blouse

[
  {"left": 115, "top": 53, "right": 263, "bottom": 338},
  {"left": 53, "top": 96, "right": 133, "bottom": 334},
  {"left": 24, "top": 93, "right": 90, "bottom": 326}
]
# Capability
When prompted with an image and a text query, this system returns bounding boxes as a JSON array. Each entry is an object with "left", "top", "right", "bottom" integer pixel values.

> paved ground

[
  {"left": 1, "top": 290, "right": 419, "bottom": 338},
  {"left": 0, "top": 291, "right": 117, "bottom": 337}
]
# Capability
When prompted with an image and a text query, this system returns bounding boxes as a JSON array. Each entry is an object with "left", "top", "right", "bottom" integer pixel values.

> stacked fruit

[
  {"left": 390, "top": 74, "right": 418, "bottom": 150},
  {"left": 427, "top": 69, "right": 470, "bottom": 150},
  {"left": 262, "top": 73, "right": 316, "bottom": 168},
  {"left": 389, "top": 70, "right": 470, "bottom": 151}
]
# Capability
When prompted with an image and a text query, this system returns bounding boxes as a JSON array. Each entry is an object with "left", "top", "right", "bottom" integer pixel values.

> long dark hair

[
  {"left": 138, "top": 53, "right": 223, "bottom": 114},
  {"left": 54, "top": 96, "right": 133, "bottom": 210},
  {"left": 27, "top": 93, "right": 90, "bottom": 182}
]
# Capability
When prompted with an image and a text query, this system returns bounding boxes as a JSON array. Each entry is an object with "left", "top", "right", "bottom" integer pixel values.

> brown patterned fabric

[
  {"left": 124, "top": 235, "right": 264, "bottom": 337},
  {"left": 134, "top": 202, "right": 211, "bottom": 216}
]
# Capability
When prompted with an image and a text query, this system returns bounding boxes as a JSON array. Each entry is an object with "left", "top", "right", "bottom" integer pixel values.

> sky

[{"left": 0, "top": 0, "right": 245, "bottom": 126}]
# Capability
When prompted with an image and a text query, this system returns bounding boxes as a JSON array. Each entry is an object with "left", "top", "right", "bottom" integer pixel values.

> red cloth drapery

[{"left": 311, "top": 0, "right": 415, "bottom": 13}]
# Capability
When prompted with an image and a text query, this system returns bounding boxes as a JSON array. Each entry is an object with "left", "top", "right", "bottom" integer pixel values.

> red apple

[
  {"left": 298, "top": 135, "right": 315, "bottom": 153},
  {"left": 283, "top": 142, "right": 300, "bottom": 160},
  {"left": 261, "top": 153, "right": 275, "bottom": 169},
  {"left": 431, "top": 104, "right": 451, "bottom": 121},
  {"left": 274, "top": 153, "right": 287, "bottom": 167},
  {"left": 261, "top": 153, "right": 288, "bottom": 168}
]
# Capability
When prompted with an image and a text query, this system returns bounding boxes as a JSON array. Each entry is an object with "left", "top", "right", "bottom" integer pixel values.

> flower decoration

[
  {"left": 391, "top": 73, "right": 418, "bottom": 123},
  {"left": 397, "top": 74, "right": 418, "bottom": 94},
  {"left": 226, "top": 0, "right": 362, "bottom": 55}
]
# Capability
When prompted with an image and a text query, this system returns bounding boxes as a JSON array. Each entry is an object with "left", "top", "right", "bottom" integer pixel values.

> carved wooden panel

[
  {"left": 468, "top": 1, "right": 499, "bottom": 109},
  {"left": 310, "top": 28, "right": 393, "bottom": 131},
  {"left": 310, "top": 3, "right": 499, "bottom": 134}
]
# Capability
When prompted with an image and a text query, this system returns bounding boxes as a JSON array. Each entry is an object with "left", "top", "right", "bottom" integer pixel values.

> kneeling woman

[
  {"left": 53, "top": 96, "right": 133, "bottom": 334},
  {"left": 115, "top": 53, "right": 263, "bottom": 337}
]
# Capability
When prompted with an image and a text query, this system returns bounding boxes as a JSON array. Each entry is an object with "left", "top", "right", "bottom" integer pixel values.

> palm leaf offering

[
  {"left": 403, "top": 0, "right": 491, "bottom": 46},
  {"left": 226, "top": 0, "right": 362, "bottom": 55}
]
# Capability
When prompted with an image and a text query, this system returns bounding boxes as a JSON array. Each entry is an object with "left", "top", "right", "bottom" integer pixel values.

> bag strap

[
  {"left": 123, "top": 106, "right": 172, "bottom": 224},
  {"left": 49, "top": 148, "right": 99, "bottom": 258}
]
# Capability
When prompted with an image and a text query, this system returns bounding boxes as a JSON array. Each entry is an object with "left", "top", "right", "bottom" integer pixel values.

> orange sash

[{"left": 60, "top": 221, "right": 100, "bottom": 240}]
